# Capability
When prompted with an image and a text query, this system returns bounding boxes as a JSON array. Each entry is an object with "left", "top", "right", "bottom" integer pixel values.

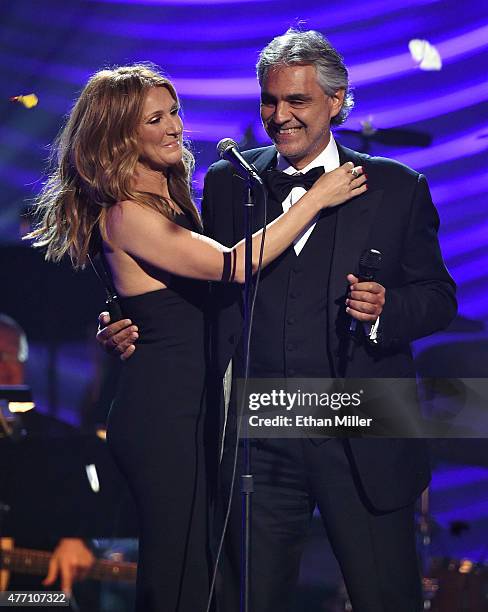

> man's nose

[{"left": 273, "top": 102, "right": 292, "bottom": 124}]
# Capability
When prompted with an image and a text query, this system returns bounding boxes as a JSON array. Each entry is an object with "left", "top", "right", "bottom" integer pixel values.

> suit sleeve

[
  {"left": 201, "top": 165, "right": 216, "bottom": 240},
  {"left": 379, "top": 173, "right": 457, "bottom": 348},
  {"left": 201, "top": 162, "right": 236, "bottom": 246},
  {"left": 202, "top": 163, "right": 243, "bottom": 378}
]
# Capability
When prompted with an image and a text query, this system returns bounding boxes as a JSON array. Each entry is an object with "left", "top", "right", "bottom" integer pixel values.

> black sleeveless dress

[{"left": 106, "top": 213, "right": 211, "bottom": 612}]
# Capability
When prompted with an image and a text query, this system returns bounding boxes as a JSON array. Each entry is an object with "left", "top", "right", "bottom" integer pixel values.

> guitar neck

[{"left": 0, "top": 547, "right": 136, "bottom": 583}]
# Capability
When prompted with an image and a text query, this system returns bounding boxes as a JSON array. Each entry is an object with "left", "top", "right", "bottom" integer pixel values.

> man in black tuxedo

[
  {"left": 97, "top": 29, "right": 456, "bottom": 612},
  {"left": 202, "top": 30, "right": 456, "bottom": 612}
]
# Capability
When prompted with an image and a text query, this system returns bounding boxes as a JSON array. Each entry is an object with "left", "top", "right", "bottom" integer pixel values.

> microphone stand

[
  {"left": 212, "top": 140, "right": 264, "bottom": 612},
  {"left": 241, "top": 181, "right": 254, "bottom": 612}
]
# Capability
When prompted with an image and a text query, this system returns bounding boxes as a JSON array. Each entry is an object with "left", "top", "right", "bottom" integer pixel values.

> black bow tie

[{"left": 265, "top": 166, "right": 325, "bottom": 203}]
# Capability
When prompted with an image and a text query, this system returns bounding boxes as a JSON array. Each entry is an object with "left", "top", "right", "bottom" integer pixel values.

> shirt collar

[{"left": 276, "top": 133, "right": 340, "bottom": 175}]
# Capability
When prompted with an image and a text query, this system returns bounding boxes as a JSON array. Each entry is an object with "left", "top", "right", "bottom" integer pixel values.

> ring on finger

[{"left": 351, "top": 167, "right": 359, "bottom": 178}]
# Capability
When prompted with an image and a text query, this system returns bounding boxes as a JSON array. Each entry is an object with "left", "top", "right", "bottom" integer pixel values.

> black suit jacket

[{"left": 202, "top": 142, "right": 457, "bottom": 511}]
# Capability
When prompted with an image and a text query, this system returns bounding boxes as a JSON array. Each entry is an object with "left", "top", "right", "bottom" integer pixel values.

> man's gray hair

[{"left": 256, "top": 29, "right": 354, "bottom": 126}]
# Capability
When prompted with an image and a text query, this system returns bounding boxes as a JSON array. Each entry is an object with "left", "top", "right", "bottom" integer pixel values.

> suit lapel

[
  {"left": 328, "top": 143, "right": 384, "bottom": 372},
  {"left": 252, "top": 145, "right": 278, "bottom": 175}
]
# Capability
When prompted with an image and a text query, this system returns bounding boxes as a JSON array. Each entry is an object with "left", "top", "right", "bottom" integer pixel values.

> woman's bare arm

[{"left": 105, "top": 162, "right": 366, "bottom": 284}]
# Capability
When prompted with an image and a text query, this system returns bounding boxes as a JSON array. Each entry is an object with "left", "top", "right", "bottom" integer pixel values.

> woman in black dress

[{"left": 27, "top": 64, "right": 366, "bottom": 611}]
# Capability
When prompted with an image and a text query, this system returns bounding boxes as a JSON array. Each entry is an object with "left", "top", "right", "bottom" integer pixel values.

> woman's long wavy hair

[{"left": 27, "top": 63, "right": 202, "bottom": 269}]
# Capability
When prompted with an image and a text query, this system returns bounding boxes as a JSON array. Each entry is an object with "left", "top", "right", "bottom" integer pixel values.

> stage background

[{"left": 1, "top": 2, "right": 487, "bottom": 608}]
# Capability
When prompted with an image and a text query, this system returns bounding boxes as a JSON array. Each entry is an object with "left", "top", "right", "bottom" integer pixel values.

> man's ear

[{"left": 330, "top": 89, "right": 345, "bottom": 119}]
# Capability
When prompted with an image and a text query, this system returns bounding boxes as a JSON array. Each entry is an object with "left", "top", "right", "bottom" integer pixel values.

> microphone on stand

[
  {"left": 217, "top": 138, "right": 264, "bottom": 185},
  {"left": 348, "top": 248, "right": 383, "bottom": 335}
]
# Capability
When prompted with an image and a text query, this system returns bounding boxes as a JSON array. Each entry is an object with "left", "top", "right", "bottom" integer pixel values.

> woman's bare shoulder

[
  {"left": 107, "top": 199, "right": 142, "bottom": 219},
  {"left": 105, "top": 200, "right": 177, "bottom": 247},
  {"left": 106, "top": 200, "right": 161, "bottom": 228}
]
